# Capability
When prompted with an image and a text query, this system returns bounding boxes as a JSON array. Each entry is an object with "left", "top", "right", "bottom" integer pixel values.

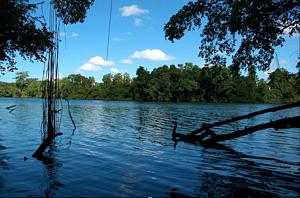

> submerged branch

[
  {"left": 188, "top": 101, "right": 300, "bottom": 137},
  {"left": 65, "top": 99, "right": 76, "bottom": 132},
  {"left": 202, "top": 116, "right": 300, "bottom": 144},
  {"left": 32, "top": 132, "right": 63, "bottom": 159},
  {"left": 6, "top": 105, "right": 16, "bottom": 109},
  {"left": 6, "top": 105, "right": 16, "bottom": 113},
  {"left": 172, "top": 101, "right": 300, "bottom": 146},
  {"left": 173, "top": 116, "right": 300, "bottom": 145}
]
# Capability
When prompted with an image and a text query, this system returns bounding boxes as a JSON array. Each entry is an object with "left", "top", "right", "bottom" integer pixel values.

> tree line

[{"left": 1, "top": 63, "right": 299, "bottom": 103}]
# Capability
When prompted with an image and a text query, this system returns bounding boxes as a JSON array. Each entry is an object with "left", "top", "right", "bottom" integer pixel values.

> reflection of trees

[
  {"left": 166, "top": 142, "right": 299, "bottom": 197},
  {"left": 136, "top": 104, "right": 176, "bottom": 133},
  {"left": 135, "top": 105, "right": 173, "bottom": 145},
  {"left": 0, "top": 141, "right": 8, "bottom": 191},
  {"left": 40, "top": 145, "right": 63, "bottom": 198},
  {"left": 192, "top": 144, "right": 300, "bottom": 197}
]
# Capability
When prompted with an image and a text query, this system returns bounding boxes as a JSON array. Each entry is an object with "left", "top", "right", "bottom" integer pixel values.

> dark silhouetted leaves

[
  {"left": 164, "top": 0, "right": 300, "bottom": 71},
  {"left": 0, "top": 0, "right": 94, "bottom": 73}
]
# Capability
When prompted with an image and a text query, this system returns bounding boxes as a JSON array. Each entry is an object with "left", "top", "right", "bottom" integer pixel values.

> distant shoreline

[
  {"left": 1, "top": 65, "right": 299, "bottom": 104},
  {"left": 0, "top": 96, "right": 285, "bottom": 105}
]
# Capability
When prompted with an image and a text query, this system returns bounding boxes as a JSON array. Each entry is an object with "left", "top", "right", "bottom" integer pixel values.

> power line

[{"left": 106, "top": 0, "right": 113, "bottom": 61}]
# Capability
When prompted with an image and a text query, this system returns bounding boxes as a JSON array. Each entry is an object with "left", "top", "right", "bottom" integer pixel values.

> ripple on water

[{"left": 0, "top": 98, "right": 299, "bottom": 197}]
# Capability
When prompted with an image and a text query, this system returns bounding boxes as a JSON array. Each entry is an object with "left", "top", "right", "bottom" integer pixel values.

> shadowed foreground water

[{"left": 0, "top": 98, "right": 299, "bottom": 197}]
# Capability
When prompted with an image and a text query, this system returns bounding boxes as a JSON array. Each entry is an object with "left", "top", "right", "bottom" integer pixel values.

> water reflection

[
  {"left": 193, "top": 143, "right": 300, "bottom": 197},
  {"left": 134, "top": 104, "right": 176, "bottom": 144},
  {"left": 40, "top": 145, "right": 63, "bottom": 197},
  {"left": 1, "top": 99, "right": 299, "bottom": 197},
  {"left": 0, "top": 141, "right": 8, "bottom": 190}
]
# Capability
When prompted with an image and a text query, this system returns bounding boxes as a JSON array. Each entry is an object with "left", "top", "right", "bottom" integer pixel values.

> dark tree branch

[
  {"left": 32, "top": 132, "right": 62, "bottom": 159},
  {"left": 188, "top": 101, "right": 300, "bottom": 137},
  {"left": 172, "top": 101, "right": 300, "bottom": 146},
  {"left": 202, "top": 116, "right": 300, "bottom": 144},
  {"left": 65, "top": 99, "right": 76, "bottom": 132},
  {"left": 173, "top": 116, "right": 300, "bottom": 145}
]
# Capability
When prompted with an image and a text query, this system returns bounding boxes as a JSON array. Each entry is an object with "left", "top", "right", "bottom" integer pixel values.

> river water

[{"left": 0, "top": 98, "right": 299, "bottom": 197}]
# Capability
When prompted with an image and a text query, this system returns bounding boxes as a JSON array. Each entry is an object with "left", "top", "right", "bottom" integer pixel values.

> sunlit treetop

[{"left": 164, "top": 0, "right": 300, "bottom": 72}]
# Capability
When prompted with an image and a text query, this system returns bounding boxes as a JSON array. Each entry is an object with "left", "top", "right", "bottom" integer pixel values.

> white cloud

[
  {"left": 112, "top": 37, "right": 122, "bottom": 42},
  {"left": 59, "top": 32, "right": 67, "bottom": 37},
  {"left": 111, "top": 68, "right": 120, "bottom": 73},
  {"left": 120, "top": 59, "right": 132, "bottom": 64},
  {"left": 264, "top": 69, "right": 274, "bottom": 78},
  {"left": 271, "top": 59, "right": 290, "bottom": 67},
  {"left": 79, "top": 63, "right": 102, "bottom": 72},
  {"left": 119, "top": 5, "right": 148, "bottom": 17},
  {"left": 78, "top": 56, "right": 115, "bottom": 73},
  {"left": 134, "top": 18, "right": 144, "bottom": 27},
  {"left": 120, "top": 49, "right": 175, "bottom": 64},
  {"left": 58, "top": 72, "right": 64, "bottom": 79},
  {"left": 131, "top": 49, "right": 175, "bottom": 61},
  {"left": 125, "top": 32, "right": 133, "bottom": 36},
  {"left": 71, "top": 32, "right": 79, "bottom": 38},
  {"left": 88, "top": 56, "right": 114, "bottom": 66},
  {"left": 279, "top": 60, "right": 289, "bottom": 65}
]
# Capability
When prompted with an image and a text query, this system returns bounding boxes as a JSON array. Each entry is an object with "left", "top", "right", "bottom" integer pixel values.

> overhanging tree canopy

[
  {"left": 0, "top": 0, "right": 94, "bottom": 74},
  {"left": 164, "top": 0, "right": 300, "bottom": 72}
]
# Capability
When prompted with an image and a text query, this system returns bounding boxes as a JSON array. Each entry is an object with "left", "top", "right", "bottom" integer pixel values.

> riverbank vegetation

[{"left": 1, "top": 63, "right": 299, "bottom": 103}]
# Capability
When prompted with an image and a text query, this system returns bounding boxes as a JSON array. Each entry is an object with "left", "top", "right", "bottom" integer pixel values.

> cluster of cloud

[
  {"left": 111, "top": 68, "right": 120, "bottom": 73},
  {"left": 59, "top": 31, "right": 79, "bottom": 38},
  {"left": 134, "top": 18, "right": 144, "bottom": 27},
  {"left": 112, "top": 37, "right": 122, "bottom": 42},
  {"left": 119, "top": 5, "right": 149, "bottom": 27},
  {"left": 71, "top": 32, "right": 79, "bottom": 38},
  {"left": 120, "top": 49, "right": 175, "bottom": 64},
  {"left": 78, "top": 49, "right": 174, "bottom": 74},
  {"left": 119, "top": 5, "right": 148, "bottom": 16},
  {"left": 263, "top": 59, "right": 291, "bottom": 77},
  {"left": 78, "top": 56, "right": 115, "bottom": 73}
]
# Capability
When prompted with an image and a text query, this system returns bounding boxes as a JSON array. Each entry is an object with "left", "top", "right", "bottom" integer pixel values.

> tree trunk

[{"left": 32, "top": 133, "right": 62, "bottom": 159}]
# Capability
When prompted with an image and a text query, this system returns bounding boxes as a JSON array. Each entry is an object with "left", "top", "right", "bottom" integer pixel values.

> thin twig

[{"left": 65, "top": 99, "right": 76, "bottom": 132}]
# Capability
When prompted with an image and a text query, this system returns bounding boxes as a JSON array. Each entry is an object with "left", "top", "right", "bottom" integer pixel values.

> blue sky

[{"left": 1, "top": 0, "right": 299, "bottom": 82}]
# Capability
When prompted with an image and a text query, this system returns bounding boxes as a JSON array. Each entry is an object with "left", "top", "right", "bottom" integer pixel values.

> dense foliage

[
  {"left": 1, "top": 63, "right": 299, "bottom": 103},
  {"left": 0, "top": 0, "right": 53, "bottom": 73},
  {"left": 0, "top": 0, "right": 94, "bottom": 74},
  {"left": 164, "top": 0, "right": 300, "bottom": 72}
]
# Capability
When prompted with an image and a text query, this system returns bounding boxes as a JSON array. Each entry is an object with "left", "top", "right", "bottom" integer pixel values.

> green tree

[
  {"left": 164, "top": 0, "right": 299, "bottom": 71},
  {"left": 99, "top": 73, "right": 113, "bottom": 99},
  {"left": 268, "top": 68, "right": 298, "bottom": 102},
  {"left": 15, "top": 71, "right": 29, "bottom": 97},
  {"left": 256, "top": 79, "right": 271, "bottom": 103},
  {"left": 0, "top": 0, "right": 94, "bottom": 73},
  {"left": 25, "top": 78, "right": 41, "bottom": 98},
  {"left": 132, "top": 67, "right": 152, "bottom": 101},
  {"left": 296, "top": 61, "right": 300, "bottom": 95},
  {"left": 1, "top": 64, "right": 299, "bottom": 103},
  {"left": 0, "top": 82, "right": 15, "bottom": 97},
  {"left": 150, "top": 65, "right": 171, "bottom": 101},
  {"left": 102, "top": 73, "right": 113, "bottom": 86},
  {"left": 60, "top": 74, "right": 95, "bottom": 99}
]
